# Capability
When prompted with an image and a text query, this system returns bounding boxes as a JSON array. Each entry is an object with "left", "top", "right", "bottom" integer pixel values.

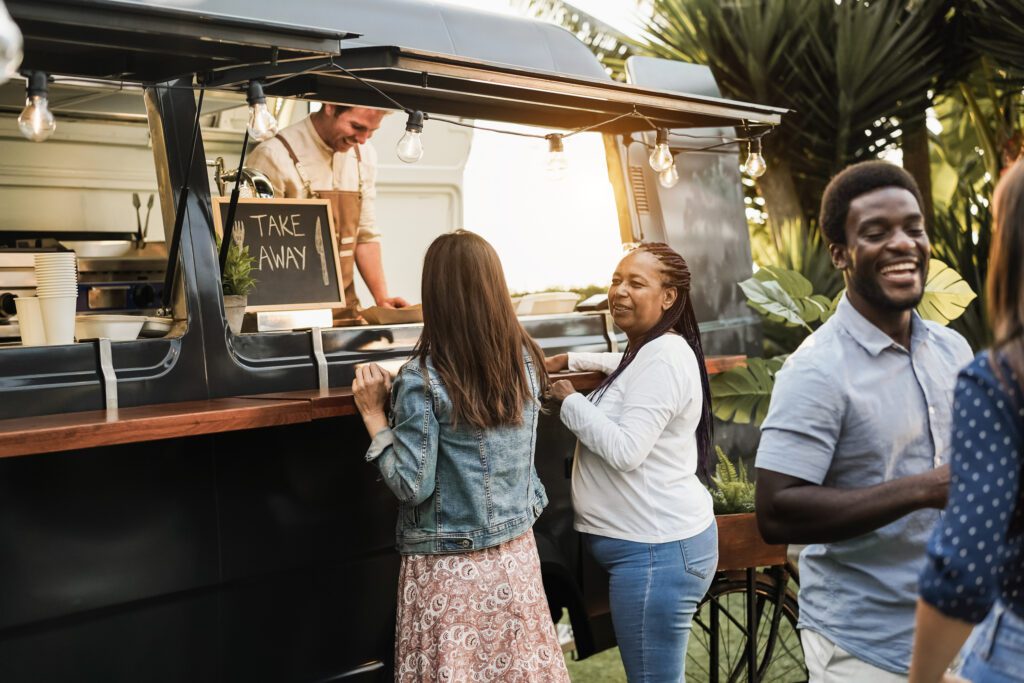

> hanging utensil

[
  {"left": 132, "top": 192, "right": 143, "bottom": 248},
  {"left": 141, "top": 193, "right": 154, "bottom": 247}
]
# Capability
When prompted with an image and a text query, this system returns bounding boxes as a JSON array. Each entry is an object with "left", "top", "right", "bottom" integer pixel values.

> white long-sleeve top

[{"left": 560, "top": 334, "right": 714, "bottom": 543}]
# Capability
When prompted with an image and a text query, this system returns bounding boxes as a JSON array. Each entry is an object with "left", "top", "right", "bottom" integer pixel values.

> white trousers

[{"left": 801, "top": 629, "right": 909, "bottom": 683}]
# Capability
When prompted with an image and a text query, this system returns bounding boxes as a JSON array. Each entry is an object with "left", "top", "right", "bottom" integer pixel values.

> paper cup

[
  {"left": 38, "top": 294, "right": 79, "bottom": 345},
  {"left": 34, "top": 253, "right": 75, "bottom": 263},
  {"left": 14, "top": 296, "right": 47, "bottom": 346}
]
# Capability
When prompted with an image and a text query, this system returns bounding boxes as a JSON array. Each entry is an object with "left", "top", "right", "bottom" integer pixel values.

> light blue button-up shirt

[{"left": 756, "top": 295, "right": 973, "bottom": 673}]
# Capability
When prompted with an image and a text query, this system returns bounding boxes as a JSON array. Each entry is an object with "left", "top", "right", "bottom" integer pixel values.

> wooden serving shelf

[
  {"left": 0, "top": 355, "right": 747, "bottom": 459},
  {"left": 715, "top": 512, "right": 788, "bottom": 571},
  {"left": 0, "top": 398, "right": 309, "bottom": 459}
]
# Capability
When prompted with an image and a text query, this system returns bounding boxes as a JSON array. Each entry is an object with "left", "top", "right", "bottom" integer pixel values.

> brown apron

[{"left": 275, "top": 134, "right": 361, "bottom": 320}]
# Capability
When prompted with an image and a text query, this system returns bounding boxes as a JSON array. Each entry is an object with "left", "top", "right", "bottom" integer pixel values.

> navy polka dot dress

[{"left": 920, "top": 352, "right": 1024, "bottom": 622}]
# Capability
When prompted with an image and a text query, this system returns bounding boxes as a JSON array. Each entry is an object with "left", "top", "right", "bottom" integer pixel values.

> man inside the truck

[
  {"left": 753, "top": 161, "right": 973, "bottom": 681},
  {"left": 248, "top": 104, "right": 409, "bottom": 315}
]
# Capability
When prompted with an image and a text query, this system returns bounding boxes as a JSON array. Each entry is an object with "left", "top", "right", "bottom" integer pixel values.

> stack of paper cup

[
  {"left": 14, "top": 296, "right": 47, "bottom": 346},
  {"left": 34, "top": 253, "right": 79, "bottom": 345}
]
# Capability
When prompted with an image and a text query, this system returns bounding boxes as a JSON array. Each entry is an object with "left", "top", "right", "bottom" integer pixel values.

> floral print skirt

[{"left": 394, "top": 529, "right": 571, "bottom": 682}]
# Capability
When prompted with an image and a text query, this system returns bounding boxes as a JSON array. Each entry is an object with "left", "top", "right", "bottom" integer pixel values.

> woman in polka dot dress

[{"left": 909, "top": 159, "right": 1024, "bottom": 683}]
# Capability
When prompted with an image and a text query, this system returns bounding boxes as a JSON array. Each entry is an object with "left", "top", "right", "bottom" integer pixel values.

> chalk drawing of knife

[{"left": 314, "top": 217, "right": 329, "bottom": 286}]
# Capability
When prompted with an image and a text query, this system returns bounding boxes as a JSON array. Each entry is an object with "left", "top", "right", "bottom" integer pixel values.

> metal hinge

[
  {"left": 310, "top": 327, "right": 329, "bottom": 394},
  {"left": 97, "top": 338, "right": 118, "bottom": 415}
]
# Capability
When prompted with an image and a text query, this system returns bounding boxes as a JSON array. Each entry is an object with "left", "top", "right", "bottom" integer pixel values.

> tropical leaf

[
  {"left": 751, "top": 219, "right": 844, "bottom": 299},
  {"left": 739, "top": 277, "right": 810, "bottom": 330},
  {"left": 820, "top": 291, "right": 843, "bottom": 324},
  {"left": 962, "top": 0, "right": 1024, "bottom": 77},
  {"left": 742, "top": 265, "right": 833, "bottom": 330},
  {"left": 917, "top": 259, "right": 978, "bottom": 325},
  {"left": 709, "top": 356, "right": 787, "bottom": 426}
]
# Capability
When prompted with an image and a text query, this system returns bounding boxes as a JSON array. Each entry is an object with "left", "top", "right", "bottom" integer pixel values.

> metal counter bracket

[
  {"left": 310, "top": 327, "right": 329, "bottom": 394},
  {"left": 603, "top": 311, "right": 620, "bottom": 353},
  {"left": 97, "top": 338, "right": 118, "bottom": 415}
]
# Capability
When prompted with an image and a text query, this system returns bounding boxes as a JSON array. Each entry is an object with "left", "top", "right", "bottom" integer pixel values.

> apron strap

[
  {"left": 353, "top": 144, "right": 364, "bottom": 198},
  {"left": 275, "top": 133, "right": 315, "bottom": 199}
]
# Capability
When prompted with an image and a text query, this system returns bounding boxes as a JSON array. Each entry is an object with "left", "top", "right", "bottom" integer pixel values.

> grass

[
  {"left": 558, "top": 579, "right": 807, "bottom": 683},
  {"left": 564, "top": 646, "right": 627, "bottom": 682}
]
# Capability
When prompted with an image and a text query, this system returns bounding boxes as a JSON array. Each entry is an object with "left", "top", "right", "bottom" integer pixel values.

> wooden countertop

[
  {"left": 0, "top": 398, "right": 309, "bottom": 459},
  {"left": 0, "top": 355, "right": 746, "bottom": 458}
]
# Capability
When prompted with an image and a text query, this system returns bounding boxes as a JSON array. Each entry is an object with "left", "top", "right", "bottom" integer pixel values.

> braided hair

[{"left": 590, "top": 242, "right": 714, "bottom": 479}]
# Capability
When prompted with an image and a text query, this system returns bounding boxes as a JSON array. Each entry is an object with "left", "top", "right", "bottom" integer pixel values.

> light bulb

[
  {"left": 743, "top": 139, "right": 767, "bottom": 178},
  {"left": 17, "top": 72, "right": 55, "bottom": 142},
  {"left": 396, "top": 131, "right": 423, "bottom": 163},
  {"left": 396, "top": 110, "right": 425, "bottom": 163},
  {"left": 546, "top": 134, "right": 568, "bottom": 181},
  {"left": 648, "top": 128, "right": 674, "bottom": 172},
  {"left": 658, "top": 164, "right": 679, "bottom": 188},
  {"left": 245, "top": 80, "right": 278, "bottom": 141},
  {"left": 18, "top": 94, "right": 56, "bottom": 142}
]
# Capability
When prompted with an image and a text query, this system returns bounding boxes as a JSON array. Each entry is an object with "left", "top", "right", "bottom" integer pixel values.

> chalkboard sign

[{"left": 212, "top": 198, "right": 344, "bottom": 311}]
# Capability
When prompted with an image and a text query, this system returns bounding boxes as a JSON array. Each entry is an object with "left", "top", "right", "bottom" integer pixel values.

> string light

[
  {"left": 545, "top": 134, "right": 568, "bottom": 181},
  {"left": 245, "top": 80, "right": 279, "bottom": 141},
  {"left": 396, "top": 110, "right": 424, "bottom": 163},
  {"left": 17, "top": 71, "right": 56, "bottom": 142},
  {"left": 658, "top": 163, "right": 679, "bottom": 188},
  {"left": 743, "top": 137, "right": 767, "bottom": 178},
  {"left": 648, "top": 128, "right": 673, "bottom": 172}
]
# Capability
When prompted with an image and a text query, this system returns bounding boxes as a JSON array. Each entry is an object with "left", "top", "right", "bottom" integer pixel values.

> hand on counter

[
  {"left": 545, "top": 353, "right": 569, "bottom": 373},
  {"left": 376, "top": 296, "right": 410, "bottom": 309},
  {"left": 353, "top": 363, "right": 392, "bottom": 437}
]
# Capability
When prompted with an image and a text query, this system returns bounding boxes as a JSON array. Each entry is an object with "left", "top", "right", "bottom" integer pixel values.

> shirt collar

[
  {"left": 834, "top": 294, "right": 931, "bottom": 356},
  {"left": 303, "top": 115, "right": 335, "bottom": 158}
]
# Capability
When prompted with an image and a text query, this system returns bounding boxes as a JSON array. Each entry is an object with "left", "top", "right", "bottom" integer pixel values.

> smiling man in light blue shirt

[{"left": 755, "top": 162, "right": 973, "bottom": 681}]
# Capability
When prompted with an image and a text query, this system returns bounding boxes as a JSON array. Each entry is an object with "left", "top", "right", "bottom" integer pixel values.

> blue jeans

[
  {"left": 960, "top": 603, "right": 1024, "bottom": 682},
  {"left": 585, "top": 522, "right": 718, "bottom": 682}
]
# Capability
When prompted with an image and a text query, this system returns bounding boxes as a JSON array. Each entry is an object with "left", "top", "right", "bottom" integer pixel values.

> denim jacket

[{"left": 365, "top": 352, "right": 548, "bottom": 555}]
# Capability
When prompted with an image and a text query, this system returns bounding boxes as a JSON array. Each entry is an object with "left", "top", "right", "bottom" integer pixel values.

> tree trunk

[
  {"left": 757, "top": 157, "right": 804, "bottom": 250},
  {"left": 902, "top": 113, "right": 934, "bottom": 227}
]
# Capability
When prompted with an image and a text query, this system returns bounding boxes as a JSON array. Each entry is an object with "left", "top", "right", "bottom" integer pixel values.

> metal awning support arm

[
  {"left": 161, "top": 86, "right": 206, "bottom": 309},
  {"left": 217, "top": 128, "right": 250, "bottom": 280}
]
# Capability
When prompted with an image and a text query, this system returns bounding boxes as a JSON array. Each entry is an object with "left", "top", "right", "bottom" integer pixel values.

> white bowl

[
  {"left": 140, "top": 316, "right": 173, "bottom": 338},
  {"left": 516, "top": 292, "right": 580, "bottom": 316},
  {"left": 74, "top": 314, "right": 145, "bottom": 341}
]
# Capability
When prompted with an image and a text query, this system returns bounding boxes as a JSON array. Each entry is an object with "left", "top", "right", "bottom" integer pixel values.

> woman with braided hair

[{"left": 546, "top": 242, "right": 717, "bottom": 681}]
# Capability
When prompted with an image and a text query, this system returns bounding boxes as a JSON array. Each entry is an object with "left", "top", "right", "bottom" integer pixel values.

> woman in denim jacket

[
  {"left": 547, "top": 243, "right": 717, "bottom": 682},
  {"left": 352, "top": 230, "right": 569, "bottom": 682}
]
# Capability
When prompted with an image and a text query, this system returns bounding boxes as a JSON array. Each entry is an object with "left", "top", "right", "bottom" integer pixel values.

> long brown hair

[
  {"left": 989, "top": 160, "right": 1024, "bottom": 387},
  {"left": 415, "top": 230, "right": 548, "bottom": 430},
  {"left": 590, "top": 242, "right": 714, "bottom": 480},
  {"left": 987, "top": 159, "right": 1024, "bottom": 535}
]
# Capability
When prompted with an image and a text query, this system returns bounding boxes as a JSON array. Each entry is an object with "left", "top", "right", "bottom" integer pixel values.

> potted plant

[
  {"left": 708, "top": 447, "right": 788, "bottom": 571},
  {"left": 216, "top": 234, "right": 256, "bottom": 334}
]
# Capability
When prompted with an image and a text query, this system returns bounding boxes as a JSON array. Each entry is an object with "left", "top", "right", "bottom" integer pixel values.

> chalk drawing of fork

[{"left": 231, "top": 220, "right": 245, "bottom": 249}]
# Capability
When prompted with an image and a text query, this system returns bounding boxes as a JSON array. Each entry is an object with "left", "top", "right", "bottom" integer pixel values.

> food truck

[{"left": 0, "top": 1, "right": 785, "bottom": 680}]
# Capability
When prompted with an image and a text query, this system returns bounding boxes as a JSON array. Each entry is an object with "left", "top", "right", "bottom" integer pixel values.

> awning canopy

[
  {"left": 7, "top": 0, "right": 354, "bottom": 83},
  {"left": 205, "top": 46, "right": 785, "bottom": 133},
  {"left": 9, "top": 0, "right": 786, "bottom": 132}
]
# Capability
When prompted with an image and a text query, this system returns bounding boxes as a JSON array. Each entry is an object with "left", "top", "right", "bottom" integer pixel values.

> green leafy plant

[
  {"left": 741, "top": 266, "right": 834, "bottom": 331},
  {"left": 709, "top": 356, "right": 786, "bottom": 426},
  {"left": 216, "top": 235, "right": 257, "bottom": 297},
  {"left": 709, "top": 446, "right": 756, "bottom": 515}
]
